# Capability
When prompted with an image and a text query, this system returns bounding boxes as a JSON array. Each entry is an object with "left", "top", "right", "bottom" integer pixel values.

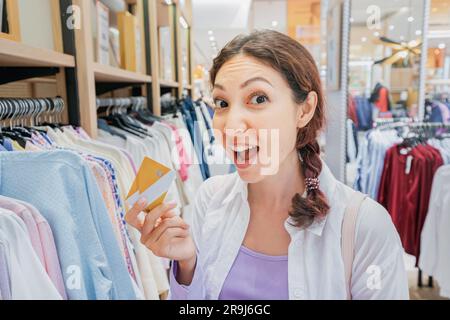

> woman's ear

[{"left": 296, "top": 91, "right": 318, "bottom": 128}]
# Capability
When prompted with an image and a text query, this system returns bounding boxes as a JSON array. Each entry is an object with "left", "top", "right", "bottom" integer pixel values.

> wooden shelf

[
  {"left": 160, "top": 79, "right": 179, "bottom": 88},
  {"left": 93, "top": 63, "right": 152, "bottom": 83},
  {"left": 0, "top": 38, "right": 75, "bottom": 67}
]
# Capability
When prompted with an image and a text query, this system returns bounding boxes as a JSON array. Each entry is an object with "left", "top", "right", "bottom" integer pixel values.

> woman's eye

[
  {"left": 214, "top": 99, "right": 228, "bottom": 109},
  {"left": 250, "top": 94, "right": 268, "bottom": 105}
]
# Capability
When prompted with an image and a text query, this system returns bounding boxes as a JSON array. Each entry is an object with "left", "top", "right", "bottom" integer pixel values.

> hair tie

[{"left": 305, "top": 177, "right": 320, "bottom": 192}]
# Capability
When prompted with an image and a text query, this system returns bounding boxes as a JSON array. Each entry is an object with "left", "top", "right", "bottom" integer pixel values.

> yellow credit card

[{"left": 126, "top": 157, "right": 176, "bottom": 212}]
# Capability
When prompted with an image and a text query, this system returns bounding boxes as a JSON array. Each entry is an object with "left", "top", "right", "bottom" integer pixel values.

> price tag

[{"left": 405, "top": 155, "right": 413, "bottom": 175}]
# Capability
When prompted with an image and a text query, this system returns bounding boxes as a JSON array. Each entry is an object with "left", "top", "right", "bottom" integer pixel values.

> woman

[{"left": 126, "top": 30, "right": 409, "bottom": 300}]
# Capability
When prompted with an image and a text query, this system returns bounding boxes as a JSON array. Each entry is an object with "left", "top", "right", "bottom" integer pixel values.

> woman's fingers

[
  {"left": 125, "top": 198, "right": 148, "bottom": 231},
  {"left": 145, "top": 227, "right": 190, "bottom": 255},
  {"left": 141, "top": 216, "right": 188, "bottom": 245},
  {"left": 126, "top": 200, "right": 177, "bottom": 232},
  {"left": 140, "top": 202, "right": 178, "bottom": 234}
]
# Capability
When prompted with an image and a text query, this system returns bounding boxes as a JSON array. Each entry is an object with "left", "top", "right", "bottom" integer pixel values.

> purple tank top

[{"left": 218, "top": 246, "right": 288, "bottom": 300}]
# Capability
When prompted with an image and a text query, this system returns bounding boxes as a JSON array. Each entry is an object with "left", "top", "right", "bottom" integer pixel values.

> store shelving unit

[
  {"left": 93, "top": 62, "right": 152, "bottom": 83},
  {"left": 0, "top": 38, "right": 75, "bottom": 68},
  {"left": 0, "top": 0, "right": 195, "bottom": 138}
]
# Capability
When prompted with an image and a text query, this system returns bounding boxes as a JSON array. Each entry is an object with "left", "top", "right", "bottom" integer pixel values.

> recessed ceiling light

[
  {"left": 400, "top": 6, "right": 409, "bottom": 13},
  {"left": 407, "top": 16, "right": 414, "bottom": 22},
  {"left": 361, "top": 37, "right": 367, "bottom": 42},
  {"left": 209, "top": 36, "right": 215, "bottom": 42},
  {"left": 389, "top": 25, "right": 395, "bottom": 30},
  {"left": 415, "top": 30, "right": 422, "bottom": 36},
  {"left": 208, "top": 30, "right": 213, "bottom": 35},
  {"left": 438, "top": 43, "right": 446, "bottom": 49},
  {"left": 271, "top": 20, "right": 278, "bottom": 27},
  {"left": 350, "top": 17, "right": 354, "bottom": 23}
]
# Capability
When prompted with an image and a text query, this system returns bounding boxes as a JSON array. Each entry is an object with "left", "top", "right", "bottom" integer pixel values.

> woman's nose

[{"left": 223, "top": 107, "right": 247, "bottom": 134}]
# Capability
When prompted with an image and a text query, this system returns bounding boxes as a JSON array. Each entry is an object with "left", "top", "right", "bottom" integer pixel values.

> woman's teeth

[{"left": 235, "top": 146, "right": 259, "bottom": 162}]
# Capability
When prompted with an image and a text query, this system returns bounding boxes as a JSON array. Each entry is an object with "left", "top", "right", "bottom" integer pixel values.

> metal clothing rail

[{"left": 0, "top": 97, "right": 65, "bottom": 127}]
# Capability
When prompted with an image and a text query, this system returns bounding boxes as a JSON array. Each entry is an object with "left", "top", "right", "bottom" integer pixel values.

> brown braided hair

[{"left": 209, "top": 30, "right": 330, "bottom": 228}]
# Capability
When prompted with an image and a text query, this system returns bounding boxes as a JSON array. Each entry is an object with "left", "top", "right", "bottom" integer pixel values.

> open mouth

[{"left": 230, "top": 145, "right": 260, "bottom": 168}]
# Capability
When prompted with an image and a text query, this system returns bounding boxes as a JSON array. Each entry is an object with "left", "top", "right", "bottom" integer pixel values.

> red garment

[
  {"left": 377, "top": 144, "right": 443, "bottom": 263},
  {"left": 347, "top": 93, "right": 358, "bottom": 127},
  {"left": 375, "top": 87, "right": 389, "bottom": 113}
]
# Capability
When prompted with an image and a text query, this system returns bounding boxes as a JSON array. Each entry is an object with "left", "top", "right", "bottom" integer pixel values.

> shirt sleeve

[
  {"left": 351, "top": 198, "right": 409, "bottom": 300},
  {"left": 168, "top": 259, "right": 204, "bottom": 300},
  {"left": 168, "top": 176, "right": 220, "bottom": 300}
]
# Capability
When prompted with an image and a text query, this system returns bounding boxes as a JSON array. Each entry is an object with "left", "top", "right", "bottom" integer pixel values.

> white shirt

[
  {"left": 0, "top": 208, "right": 62, "bottom": 300},
  {"left": 170, "top": 161, "right": 409, "bottom": 300},
  {"left": 419, "top": 165, "right": 450, "bottom": 298}
]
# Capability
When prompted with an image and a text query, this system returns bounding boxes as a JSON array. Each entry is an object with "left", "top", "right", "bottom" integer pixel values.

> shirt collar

[{"left": 221, "top": 159, "right": 338, "bottom": 237}]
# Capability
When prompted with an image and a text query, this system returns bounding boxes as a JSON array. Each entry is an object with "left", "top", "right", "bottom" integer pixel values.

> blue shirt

[{"left": 0, "top": 150, "right": 137, "bottom": 300}]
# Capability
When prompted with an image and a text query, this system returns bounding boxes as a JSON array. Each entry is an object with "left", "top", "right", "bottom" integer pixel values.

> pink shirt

[{"left": 0, "top": 196, "right": 67, "bottom": 299}]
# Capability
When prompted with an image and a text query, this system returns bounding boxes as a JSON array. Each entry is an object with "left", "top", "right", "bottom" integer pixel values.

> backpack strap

[{"left": 341, "top": 191, "right": 367, "bottom": 300}]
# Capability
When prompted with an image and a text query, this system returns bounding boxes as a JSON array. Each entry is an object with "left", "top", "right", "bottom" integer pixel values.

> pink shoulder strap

[{"left": 341, "top": 191, "right": 367, "bottom": 300}]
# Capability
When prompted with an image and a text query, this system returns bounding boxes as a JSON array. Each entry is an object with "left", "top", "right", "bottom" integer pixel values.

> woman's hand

[{"left": 125, "top": 199, "right": 196, "bottom": 266}]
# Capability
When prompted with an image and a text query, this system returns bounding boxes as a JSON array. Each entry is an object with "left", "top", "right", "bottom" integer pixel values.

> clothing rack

[
  {"left": 0, "top": 97, "right": 65, "bottom": 126},
  {"left": 374, "top": 119, "right": 450, "bottom": 289},
  {"left": 376, "top": 120, "right": 450, "bottom": 131}
]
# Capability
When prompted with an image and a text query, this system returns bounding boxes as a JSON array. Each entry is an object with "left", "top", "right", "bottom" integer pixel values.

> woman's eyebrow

[
  {"left": 240, "top": 77, "right": 273, "bottom": 89},
  {"left": 214, "top": 77, "right": 273, "bottom": 91}
]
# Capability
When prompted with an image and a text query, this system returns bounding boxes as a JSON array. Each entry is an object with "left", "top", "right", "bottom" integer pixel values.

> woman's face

[{"left": 212, "top": 54, "right": 315, "bottom": 183}]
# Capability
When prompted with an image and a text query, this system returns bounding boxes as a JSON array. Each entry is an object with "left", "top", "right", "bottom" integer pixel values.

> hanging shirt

[
  {"left": 419, "top": 165, "right": 450, "bottom": 298},
  {"left": 0, "top": 239, "right": 11, "bottom": 300},
  {"left": 0, "top": 196, "right": 67, "bottom": 298},
  {"left": 0, "top": 150, "right": 137, "bottom": 300},
  {"left": 378, "top": 144, "right": 443, "bottom": 261},
  {"left": 0, "top": 208, "right": 62, "bottom": 300}
]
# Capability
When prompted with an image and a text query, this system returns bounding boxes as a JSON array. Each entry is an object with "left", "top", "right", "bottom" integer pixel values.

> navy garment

[
  {"left": 0, "top": 150, "right": 137, "bottom": 300},
  {"left": 355, "top": 96, "right": 373, "bottom": 131},
  {"left": 181, "top": 98, "right": 210, "bottom": 180}
]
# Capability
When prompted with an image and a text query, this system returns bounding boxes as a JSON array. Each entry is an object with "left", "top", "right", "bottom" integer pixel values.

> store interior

[{"left": 0, "top": 0, "right": 449, "bottom": 300}]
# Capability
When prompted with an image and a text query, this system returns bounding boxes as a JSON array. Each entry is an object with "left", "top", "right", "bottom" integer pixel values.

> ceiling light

[
  {"left": 350, "top": 17, "right": 354, "bottom": 23},
  {"left": 415, "top": 30, "right": 422, "bottom": 36},
  {"left": 400, "top": 6, "right": 409, "bottom": 13},
  {"left": 438, "top": 43, "right": 446, "bottom": 49},
  {"left": 271, "top": 20, "right": 278, "bottom": 27},
  {"left": 374, "top": 31, "right": 380, "bottom": 37},
  {"left": 209, "top": 36, "right": 215, "bottom": 42},
  {"left": 389, "top": 25, "right": 395, "bottom": 31},
  {"left": 208, "top": 30, "right": 213, "bottom": 35},
  {"left": 361, "top": 37, "right": 367, "bottom": 42},
  {"left": 407, "top": 16, "right": 414, "bottom": 22},
  {"left": 432, "top": 7, "right": 437, "bottom": 12}
]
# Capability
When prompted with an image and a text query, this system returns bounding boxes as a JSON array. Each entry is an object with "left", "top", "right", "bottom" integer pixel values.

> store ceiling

[
  {"left": 350, "top": 0, "right": 450, "bottom": 60},
  {"left": 192, "top": 0, "right": 288, "bottom": 70},
  {"left": 192, "top": 0, "right": 252, "bottom": 69}
]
